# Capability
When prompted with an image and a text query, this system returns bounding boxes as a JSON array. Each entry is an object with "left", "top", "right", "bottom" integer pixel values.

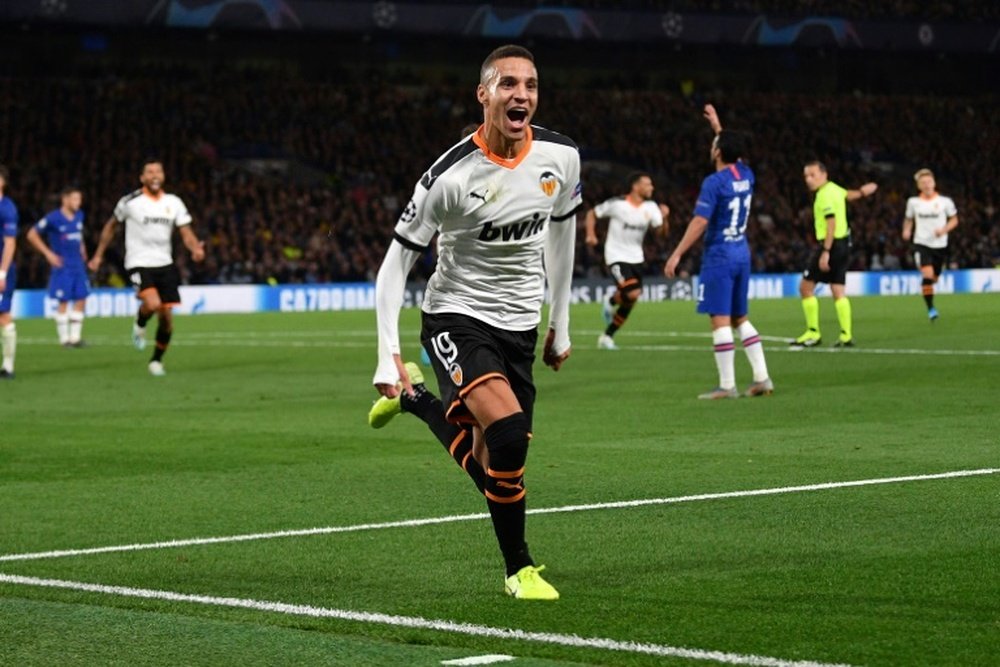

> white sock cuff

[
  {"left": 2, "top": 322, "right": 14, "bottom": 333},
  {"left": 55, "top": 312, "right": 70, "bottom": 322},
  {"left": 737, "top": 320, "right": 759, "bottom": 340},
  {"left": 712, "top": 328, "right": 734, "bottom": 345},
  {"left": 69, "top": 311, "right": 85, "bottom": 322}
]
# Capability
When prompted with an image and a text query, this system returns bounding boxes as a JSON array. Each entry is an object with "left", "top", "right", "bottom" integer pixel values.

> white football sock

[
  {"left": 1, "top": 322, "right": 16, "bottom": 373},
  {"left": 712, "top": 327, "right": 736, "bottom": 390},
  {"left": 55, "top": 312, "right": 70, "bottom": 344},
  {"left": 69, "top": 310, "right": 84, "bottom": 344},
  {"left": 738, "top": 320, "right": 769, "bottom": 383}
]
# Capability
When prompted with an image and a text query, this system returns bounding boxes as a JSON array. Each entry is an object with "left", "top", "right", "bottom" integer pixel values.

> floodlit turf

[{"left": 1, "top": 294, "right": 998, "bottom": 666}]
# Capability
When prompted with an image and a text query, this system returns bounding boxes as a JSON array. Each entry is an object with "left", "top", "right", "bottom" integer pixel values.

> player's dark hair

[
  {"left": 480, "top": 45, "right": 534, "bottom": 83},
  {"left": 805, "top": 160, "right": 828, "bottom": 173},
  {"left": 715, "top": 131, "right": 748, "bottom": 164},
  {"left": 626, "top": 172, "right": 650, "bottom": 191},
  {"left": 141, "top": 157, "right": 164, "bottom": 170},
  {"left": 0, "top": 164, "right": 9, "bottom": 183},
  {"left": 60, "top": 184, "right": 82, "bottom": 197}
]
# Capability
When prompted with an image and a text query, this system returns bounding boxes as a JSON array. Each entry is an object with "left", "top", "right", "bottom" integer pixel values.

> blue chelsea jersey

[
  {"left": 693, "top": 162, "right": 754, "bottom": 266},
  {"left": 0, "top": 196, "right": 17, "bottom": 256},
  {"left": 34, "top": 209, "right": 86, "bottom": 269}
]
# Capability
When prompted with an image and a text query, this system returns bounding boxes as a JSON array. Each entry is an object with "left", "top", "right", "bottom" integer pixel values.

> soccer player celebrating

[
  {"left": 26, "top": 186, "right": 90, "bottom": 347},
  {"left": 585, "top": 172, "right": 669, "bottom": 350},
  {"left": 792, "top": 162, "right": 877, "bottom": 348},
  {"left": 0, "top": 165, "right": 19, "bottom": 379},
  {"left": 369, "top": 45, "right": 580, "bottom": 600},
  {"left": 902, "top": 168, "right": 958, "bottom": 321},
  {"left": 664, "top": 105, "right": 773, "bottom": 399},
  {"left": 89, "top": 159, "right": 205, "bottom": 376}
]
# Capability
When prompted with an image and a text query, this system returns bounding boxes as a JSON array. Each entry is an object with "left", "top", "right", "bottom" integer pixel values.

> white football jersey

[
  {"left": 113, "top": 189, "right": 192, "bottom": 269},
  {"left": 904, "top": 194, "right": 957, "bottom": 249},
  {"left": 394, "top": 125, "right": 582, "bottom": 331},
  {"left": 594, "top": 197, "right": 662, "bottom": 265}
]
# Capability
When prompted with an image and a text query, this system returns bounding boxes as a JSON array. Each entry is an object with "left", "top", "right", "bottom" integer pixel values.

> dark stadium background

[{"left": 1, "top": 1, "right": 997, "bottom": 289}]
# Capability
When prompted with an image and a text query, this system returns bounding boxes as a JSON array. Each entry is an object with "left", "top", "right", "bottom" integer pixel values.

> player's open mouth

[{"left": 506, "top": 107, "right": 529, "bottom": 128}]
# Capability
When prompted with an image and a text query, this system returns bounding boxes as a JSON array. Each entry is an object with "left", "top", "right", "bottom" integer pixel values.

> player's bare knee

[
  {"left": 623, "top": 289, "right": 640, "bottom": 306},
  {"left": 483, "top": 412, "right": 530, "bottom": 503}
]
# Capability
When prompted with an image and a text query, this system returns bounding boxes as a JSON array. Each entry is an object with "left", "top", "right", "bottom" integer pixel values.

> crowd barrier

[{"left": 10, "top": 269, "right": 1000, "bottom": 319}]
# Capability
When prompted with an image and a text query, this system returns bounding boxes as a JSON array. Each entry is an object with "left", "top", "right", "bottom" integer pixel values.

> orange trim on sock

[
  {"left": 485, "top": 489, "right": 526, "bottom": 504},
  {"left": 460, "top": 451, "right": 472, "bottom": 471},
  {"left": 487, "top": 467, "right": 525, "bottom": 479}
]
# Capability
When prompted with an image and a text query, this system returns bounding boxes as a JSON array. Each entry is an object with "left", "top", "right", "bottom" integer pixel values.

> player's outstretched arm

[
  {"left": 26, "top": 227, "right": 63, "bottom": 268},
  {"left": 373, "top": 240, "right": 420, "bottom": 396},
  {"left": 87, "top": 216, "right": 118, "bottom": 271},
  {"left": 847, "top": 182, "right": 878, "bottom": 202},
  {"left": 704, "top": 104, "right": 723, "bottom": 134},
  {"left": 179, "top": 225, "right": 206, "bottom": 262}
]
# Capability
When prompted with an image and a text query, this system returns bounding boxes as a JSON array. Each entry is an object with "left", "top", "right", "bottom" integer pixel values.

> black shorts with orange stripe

[
  {"left": 608, "top": 262, "right": 644, "bottom": 292},
  {"left": 129, "top": 265, "right": 182, "bottom": 305},
  {"left": 421, "top": 312, "right": 537, "bottom": 430}
]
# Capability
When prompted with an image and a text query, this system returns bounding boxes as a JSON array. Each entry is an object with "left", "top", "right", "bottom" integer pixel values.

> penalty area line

[
  {"left": 1, "top": 468, "right": 995, "bottom": 564},
  {"left": 0, "top": 572, "right": 855, "bottom": 667}
]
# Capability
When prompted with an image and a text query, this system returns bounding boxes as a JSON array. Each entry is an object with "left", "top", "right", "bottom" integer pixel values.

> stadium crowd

[{"left": 1, "top": 72, "right": 997, "bottom": 288}]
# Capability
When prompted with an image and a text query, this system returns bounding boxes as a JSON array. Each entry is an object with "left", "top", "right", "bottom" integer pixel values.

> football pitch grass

[{"left": 1, "top": 293, "right": 997, "bottom": 666}]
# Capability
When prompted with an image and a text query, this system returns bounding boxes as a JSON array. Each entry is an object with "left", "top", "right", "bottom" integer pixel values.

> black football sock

[
  {"left": 136, "top": 309, "right": 153, "bottom": 328},
  {"left": 401, "top": 385, "right": 485, "bottom": 492},
  {"left": 483, "top": 413, "right": 533, "bottom": 576},
  {"left": 151, "top": 325, "right": 172, "bottom": 362},
  {"left": 605, "top": 303, "right": 634, "bottom": 336},
  {"left": 922, "top": 278, "right": 935, "bottom": 309}
]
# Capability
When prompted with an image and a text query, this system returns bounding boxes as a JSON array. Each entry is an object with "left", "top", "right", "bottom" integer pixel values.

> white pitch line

[
  {"left": 16, "top": 326, "right": 1000, "bottom": 355},
  {"left": 0, "top": 572, "right": 855, "bottom": 667},
  {"left": 16, "top": 334, "right": 999, "bottom": 356},
  {"left": 1, "top": 468, "right": 995, "bottom": 564},
  {"left": 441, "top": 655, "right": 515, "bottom": 665},
  {"left": 628, "top": 343, "right": 1000, "bottom": 356}
]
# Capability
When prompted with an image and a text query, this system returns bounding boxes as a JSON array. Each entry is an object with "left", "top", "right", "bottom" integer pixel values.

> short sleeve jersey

[
  {"left": 393, "top": 125, "right": 582, "bottom": 332},
  {"left": 904, "top": 194, "right": 957, "bottom": 249},
  {"left": 594, "top": 197, "right": 662, "bottom": 265},
  {"left": 812, "top": 181, "right": 849, "bottom": 241},
  {"left": 113, "top": 189, "right": 192, "bottom": 270},
  {"left": 34, "top": 209, "right": 85, "bottom": 269},
  {"left": 693, "top": 162, "right": 754, "bottom": 267},
  {"left": 0, "top": 196, "right": 18, "bottom": 257}
]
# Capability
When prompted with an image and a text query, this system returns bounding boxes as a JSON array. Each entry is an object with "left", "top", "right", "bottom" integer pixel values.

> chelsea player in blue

[
  {"left": 0, "top": 165, "right": 19, "bottom": 378},
  {"left": 665, "top": 105, "right": 773, "bottom": 399},
  {"left": 26, "top": 186, "right": 90, "bottom": 347}
]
